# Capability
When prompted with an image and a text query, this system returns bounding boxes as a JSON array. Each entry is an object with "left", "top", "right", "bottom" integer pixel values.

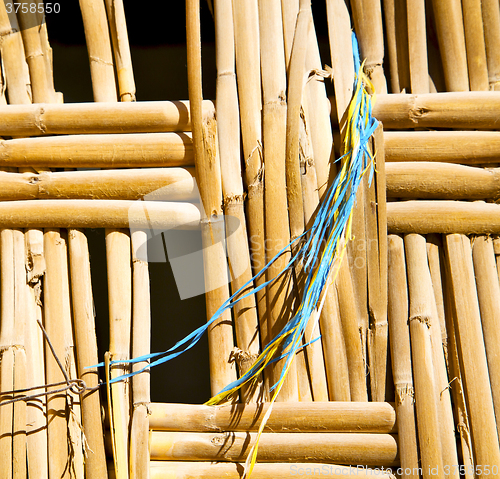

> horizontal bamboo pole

[
  {"left": 386, "top": 162, "right": 500, "bottom": 199},
  {"left": 0, "top": 133, "right": 194, "bottom": 168},
  {"left": 387, "top": 201, "right": 500, "bottom": 234},
  {"left": 0, "top": 168, "right": 196, "bottom": 201},
  {"left": 0, "top": 200, "right": 200, "bottom": 229},
  {"left": 0, "top": 100, "right": 214, "bottom": 136},
  {"left": 150, "top": 461, "right": 396, "bottom": 479},
  {"left": 148, "top": 402, "right": 396, "bottom": 433},
  {"left": 149, "top": 431, "right": 398, "bottom": 466},
  {"left": 150, "top": 462, "right": 396, "bottom": 479},
  {"left": 384, "top": 131, "right": 500, "bottom": 164}
]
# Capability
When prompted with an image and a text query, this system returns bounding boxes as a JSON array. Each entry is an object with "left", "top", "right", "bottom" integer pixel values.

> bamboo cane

[
  {"left": 0, "top": 133, "right": 194, "bottom": 168},
  {"left": 431, "top": 0, "right": 469, "bottom": 91},
  {"left": 187, "top": 0, "right": 237, "bottom": 396},
  {"left": 481, "top": 0, "right": 500, "bottom": 90},
  {"left": 214, "top": 0, "right": 261, "bottom": 401},
  {"left": 148, "top": 401, "right": 396, "bottom": 432},
  {"left": 129, "top": 230, "right": 150, "bottom": 479},
  {"left": 106, "top": 229, "right": 132, "bottom": 479},
  {"left": 350, "top": 0, "right": 387, "bottom": 93},
  {"left": 0, "top": 100, "right": 214, "bottom": 136},
  {"left": 381, "top": 0, "right": 399, "bottom": 93},
  {"left": 258, "top": 0, "right": 298, "bottom": 401},
  {"left": 444, "top": 234, "right": 500, "bottom": 467},
  {"left": 461, "top": 0, "right": 489, "bottom": 91},
  {"left": 387, "top": 235, "right": 419, "bottom": 478},
  {"left": 386, "top": 162, "right": 500, "bottom": 199},
  {"left": 68, "top": 229, "right": 108, "bottom": 479},
  {"left": 388, "top": 201, "right": 500, "bottom": 235},
  {"left": 0, "top": 199, "right": 200, "bottom": 229},
  {"left": 394, "top": 0, "right": 411, "bottom": 93},
  {"left": 79, "top": 0, "right": 117, "bottom": 102},
  {"left": 494, "top": 238, "right": 500, "bottom": 285},
  {"left": 471, "top": 235, "right": 500, "bottom": 439},
  {"left": 404, "top": 233, "right": 444, "bottom": 478},
  {"left": 104, "top": 0, "right": 136, "bottom": 101},
  {"left": 384, "top": 131, "right": 500, "bottom": 164},
  {"left": 149, "top": 462, "right": 396, "bottom": 479},
  {"left": 426, "top": 2, "right": 447, "bottom": 93},
  {"left": 149, "top": 431, "right": 399, "bottom": 465},
  {"left": 406, "top": 0, "right": 429, "bottom": 93}
]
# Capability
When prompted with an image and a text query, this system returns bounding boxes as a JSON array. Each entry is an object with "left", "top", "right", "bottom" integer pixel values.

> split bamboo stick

[
  {"left": 481, "top": 0, "right": 500, "bottom": 90},
  {"left": 387, "top": 235, "right": 419, "bottom": 477},
  {"left": 149, "top": 431, "right": 399, "bottom": 465},
  {"left": 404, "top": 234, "right": 444, "bottom": 478},
  {"left": 387, "top": 201, "right": 500, "bottom": 235},
  {"left": 0, "top": 168, "right": 196, "bottom": 201},
  {"left": 149, "top": 461, "right": 396, "bottom": 479},
  {"left": 384, "top": 131, "right": 500, "bottom": 164},
  {"left": 471, "top": 236, "right": 500, "bottom": 439},
  {"left": 79, "top": 0, "right": 117, "bottom": 102},
  {"left": 386, "top": 162, "right": 500, "bottom": 199},
  {"left": 444, "top": 234, "right": 500, "bottom": 467},
  {"left": 214, "top": 0, "right": 260, "bottom": 400},
  {"left": 129, "top": 230, "right": 151, "bottom": 479},
  {"left": 104, "top": 0, "right": 136, "bottom": 101},
  {"left": 68, "top": 229, "right": 108, "bottom": 479},
  {"left": 0, "top": 199, "right": 200, "bottom": 229},
  {"left": 406, "top": 0, "right": 429, "bottom": 93},
  {"left": 148, "top": 401, "right": 396, "bottom": 432},
  {"left": 187, "top": 0, "right": 237, "bottom": 396},
  {"left": 431, "top": 0, "right": 469, "bottom": 91},
  {"left": 350, "top": 0, "right": 387, "bottom": 93},
  {"left": 0, "top": 133, "right": 194, "bottom": 168},
  {"left": 259, "top": 0, "right": 298, "bottom": 401},
  {"left": 0, "top": 100, "right": 214, "bottom": 136},
  {"left": 461, "top": 0, "right": 489, "bottom": 91}
]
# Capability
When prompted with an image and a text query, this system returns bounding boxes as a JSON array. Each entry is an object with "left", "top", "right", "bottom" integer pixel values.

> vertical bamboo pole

[
  {"left": 481, "top": 0, "right": 500, "bottom": 90},
  {"left": 444, "top": 234, "right": 500, "bottom": 467},
  {"left": 187, "top": 0, "right": 237, "bottom": 396},
  {"left": 382, "top": 0, "right": 400, "bottom": 93},
  {"left": 406, "top": 0, "right": 429, "bottom": 93},
  {"left": 471, "top": 236, "right": 500, "bottom": 439},
  {"left": 494, "top": 237, "right": 500, "bottom": 285},
  {"left": 394, "top": 0, "right": 411, "bottom": 93},
  {"left": 350, "top": 0, "right": 388, "bottom": 93},
  {"left": 258, "top": 0, "right": 298, "bottom": 401},
  {"left": 68, "top": 229, "right": 108, "bottom": 479},
  {"left": 214, "top": 0, "right": 261, "bottom": 401},
  {"left": 461, "top": 0, "right": 489, "bottom": 91},
  {"left": 404, "top": 234, "right": 444, "bottom": 478},
  {"left": 387, "top": 235, "right": 419, "bottom": 477},
  {"left": 431, "top": 0, "right": 469, "bottom": 91},
  {"left": 129, "top": 230, "right": 151, "bottom": 479}
]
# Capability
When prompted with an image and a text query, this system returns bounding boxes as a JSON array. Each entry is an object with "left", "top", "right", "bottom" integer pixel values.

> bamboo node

[
  {"left": 395, "top": 384, "right": 415, "bottom": 405},
  {"left": 88, "top": 55, "right": 114, "bottom": 67},
  {"left": 34, "top": 107, "right": 47, "bottom": 134},
  {"left": 408, "top": 314, "right": 431, "bottom": 327}
]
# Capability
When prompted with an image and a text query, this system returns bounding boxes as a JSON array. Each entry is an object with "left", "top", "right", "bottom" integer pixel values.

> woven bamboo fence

[{"left": 0, "top": 1, "right": 499, "bottom": 479}]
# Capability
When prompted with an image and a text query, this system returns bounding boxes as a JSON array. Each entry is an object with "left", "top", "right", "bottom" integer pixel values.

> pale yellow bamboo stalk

[
  {"left": 258, "top": 0, "right": 298, "bottom": 401},
  {"left": 382, "top": 0, "right": 400, "bottom": 93},
  {"left": 150, "top": 432, "right": 398, "bottom": 466},
  {"left": 34, "top": 7, "right": 57, "bottom": 102},
  {"left": 404, "top": 234, "right": 444, "bottom": 478},
  {"left": 280, "top": 0, "right": 298, "bottom": 70},
  {"left": 407, "top": 0, "right": 429, "bottom": 93},
  {"left": 350, "top": 0, "right": 388, "bottom": 93},
  {"left": 461, "top": 0, "right": 489, "bottom": 91},
  {"left": 393, "top": 0, "right": 411, "bottom": 93},
  {"left": 295, "top": 348, "right": 313, "bottom": 402},
  {"left": 17, "top": 2, "right": 53, "bottom": 103},
  {"left": 44, "top": 229, "right": 71, "bottom": 479},
  {"left": 386, "top": 162, "right": 500, "bottom": 199},
  {"left": 0, "top": 132, "right": 194, "bottom": 168},
  {"left": 129, "top": 231, "right": 150, "bottom": 479},
  {"left": 214, "top": 0, "right": 260, "bottom": 401},
  {"left": 494, "top": 238, "right": 500, "bottom": 285},
  {"left": 481, "top": 0, "right": 500, "bottom": 90},
  {"left": 0, "top": 199, "right": 200, "bottom": 229},
  {"left": 388, "top": 200, "right": 500, "bottom": 235},
  {"left": 106, "top": 229, "right": 132, "bottom": 479},
  {"left": 0, "top": 100, "right": 214, "bottom": 136},
  {"left": 150, "top": 462, "right": 396, "bottom": 479},
  {"left": 471, "top": 236, "right": 500, "bottom": 439},
  {"left": 187, "top": 0, "right": 236, "bottom": 396},
  {"left": 431, "top": 0, "right": 469, "bottom": 91},
  {"left": 387, "top": 235, "right": 419, "bottom": 478},
  {"left": 104, "top": 0, "right": 136, "bottom": 101},
  {"left": 68, "top": 229, "right": 108, "bottom": 479},
  {"left": 79, "top": 0, "right": 117, "bottom": 101},
  {"left": 444, "top": 234, "right": 500, "bottom": 467},
  {"left": 149, "top": 401, "right": 396, "bottom": 432}
]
